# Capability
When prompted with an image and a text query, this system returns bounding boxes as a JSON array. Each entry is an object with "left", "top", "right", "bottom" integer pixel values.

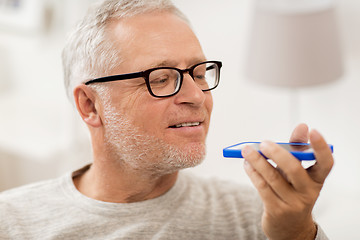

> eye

[
  {"left": 149, "top": 69, "right": 179, "bottom": 87},
  {"left": 193, "top": 66, "right": 206, "bottom": 80},
  {"left": 195, "top": 74, "right": 206, "bottom": 80},
  {"left": 150, "top": 75, "right": 170, "bottom": 85},
  {"left": 193, "top": 69, "right": 206, "bottom": 82}
]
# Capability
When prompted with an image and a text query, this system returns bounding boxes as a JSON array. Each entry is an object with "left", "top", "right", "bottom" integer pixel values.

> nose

[{"left": 174, "top": 73, "right": 207, "bottom": 106}]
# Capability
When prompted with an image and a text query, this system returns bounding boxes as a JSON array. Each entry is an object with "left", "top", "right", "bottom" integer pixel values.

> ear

[{"left": 74, "top": 85, "right": 102, "bottom": 128}]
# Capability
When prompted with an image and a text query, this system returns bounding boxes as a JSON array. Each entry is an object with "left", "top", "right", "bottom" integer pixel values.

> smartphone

[{"left": 223, "top": 142, "right": 334, "bottom": 161}]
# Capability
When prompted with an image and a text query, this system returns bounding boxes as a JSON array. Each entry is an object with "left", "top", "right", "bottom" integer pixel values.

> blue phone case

[{"left": 223, "top": 142, "right": 334, "bottom": 161}]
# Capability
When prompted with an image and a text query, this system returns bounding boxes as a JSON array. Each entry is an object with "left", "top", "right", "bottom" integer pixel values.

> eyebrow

[
  {"left": 149, "top": 60, "right": 178, "bottom": 69},
  {"left": 147, "top": 58, "right": 207, "bottom": 70}
]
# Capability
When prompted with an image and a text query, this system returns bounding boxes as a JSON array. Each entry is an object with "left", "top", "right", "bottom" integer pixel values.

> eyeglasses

[{"left": 85, "top": 61, "right": 222, "bottom": 98}]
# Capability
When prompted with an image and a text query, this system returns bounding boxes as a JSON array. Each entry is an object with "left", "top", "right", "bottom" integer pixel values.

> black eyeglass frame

[{"left": 84, "top": 60, "right": 222, "bottom": 98}]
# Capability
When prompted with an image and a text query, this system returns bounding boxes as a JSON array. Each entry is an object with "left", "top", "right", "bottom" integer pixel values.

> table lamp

[{"left": 246, "top": 0, "right": 343, "bottom": 87}]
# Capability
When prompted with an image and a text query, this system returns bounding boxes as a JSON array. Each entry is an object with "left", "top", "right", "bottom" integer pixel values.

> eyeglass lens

[{"left": 148, "top": 62, "right": 219, "bottom": 97}]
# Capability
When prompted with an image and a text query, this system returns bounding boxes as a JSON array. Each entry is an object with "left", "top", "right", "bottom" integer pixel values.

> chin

[
  {"left": 137, "top": 142, "right": 206, "bottom": 176},
  {"left": 167, "top": 142, "right": 207, "bottom": 169}
]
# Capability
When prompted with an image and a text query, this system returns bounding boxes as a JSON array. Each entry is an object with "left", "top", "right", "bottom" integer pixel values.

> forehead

[{"left": 107, "top": 11, "right": 206, "bottom": 72}]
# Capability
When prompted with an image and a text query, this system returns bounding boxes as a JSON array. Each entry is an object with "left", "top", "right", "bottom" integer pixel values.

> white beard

[{"left": 101, "top": 97, "right": 206, "bottom": 176}]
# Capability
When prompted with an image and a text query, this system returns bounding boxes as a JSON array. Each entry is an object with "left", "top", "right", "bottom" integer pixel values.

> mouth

[{"left": 169, "top": 122, "right": 201, "bottom": 128}]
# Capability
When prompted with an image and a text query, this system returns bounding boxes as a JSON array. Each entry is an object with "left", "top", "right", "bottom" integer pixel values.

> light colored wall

[{"left": 0, "top": 0, "right": 359, "bottom": 238}]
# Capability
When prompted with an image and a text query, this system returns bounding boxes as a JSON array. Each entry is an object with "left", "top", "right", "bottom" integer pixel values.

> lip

[
  {"left": 167, "top": 118, "right": 206, "bottom": 135},
  {"left": 168, "top": 119, "right": 205, "bottom": 129},
  {"left": 167, "top": 122, "right": 205, "bottom": 136}
]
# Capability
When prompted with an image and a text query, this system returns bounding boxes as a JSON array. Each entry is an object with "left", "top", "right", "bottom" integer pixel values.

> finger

[
  {"left": 308, "top": 129, "right": 334, "bottom": 184},
  {"left": 290, "top": 123, "right": 309, "bottom": 143},
  {"left": 260, "top": 141, "right": 313, "bottom": 193},
  {"left": 242, "top": 146, "right": 294, "bottom": 203},
  {"left": 243, "top": 159, "right": 279, "bottom": 206}
]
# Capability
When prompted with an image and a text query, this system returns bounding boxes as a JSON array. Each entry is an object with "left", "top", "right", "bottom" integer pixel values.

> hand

[{"left": 242, "top": 124, "right": 334, "bottom": 240}]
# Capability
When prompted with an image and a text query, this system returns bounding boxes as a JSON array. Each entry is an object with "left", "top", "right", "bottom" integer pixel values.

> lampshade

[
  {"left": 0, "top": 47, "right": 10, "bottom": 92},
  {"left": 246, "top": 0, "right": 343, "bottom": 87}
]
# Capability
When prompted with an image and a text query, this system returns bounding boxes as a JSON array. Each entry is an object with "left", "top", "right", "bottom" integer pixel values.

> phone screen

[
  {"left": 223, "top": 142, "right": 333, "bottom": 162},
  {"left": 231, "top": 142, "right": 313, "bottom": 153}
]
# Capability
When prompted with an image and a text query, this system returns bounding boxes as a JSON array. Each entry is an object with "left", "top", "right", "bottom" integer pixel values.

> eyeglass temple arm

[{"left": 85, "top": 72, "right": 143, "bottom": 85}]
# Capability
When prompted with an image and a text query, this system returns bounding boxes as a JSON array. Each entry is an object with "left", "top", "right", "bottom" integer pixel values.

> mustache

[{"left": 166, "top": 108, "right": 209, "bottom": 122}]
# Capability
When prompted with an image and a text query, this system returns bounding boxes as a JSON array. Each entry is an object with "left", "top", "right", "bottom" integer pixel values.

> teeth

[{"left": 175, "top": 122, "right": 200, "bottom": 128}]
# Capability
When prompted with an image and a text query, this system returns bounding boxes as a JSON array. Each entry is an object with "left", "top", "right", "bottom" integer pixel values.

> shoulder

[
  {"left": 0, "top": 174, "right": 69, "bottom": 217},
  {"left": 0, "top": 176, "right": 63, "bottom": 201},
  {"left": 0, "top": 175, "right": 71, "bottom": 238}
]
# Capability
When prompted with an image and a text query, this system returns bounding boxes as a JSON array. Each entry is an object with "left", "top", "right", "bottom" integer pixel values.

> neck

[{"left": 73, "top": 160, "right": 179, "bottom": 203}]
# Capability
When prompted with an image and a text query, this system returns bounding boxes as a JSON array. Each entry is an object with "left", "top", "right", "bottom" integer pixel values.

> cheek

[
  {"left": 114, "top": 86, "right": 149, "bottom": 113},
  {"left": 205, "top": 94, "right": 214, "bottom": 115},
  {"left": 124, "top": 95, "right": 168, "bottom": 132}
]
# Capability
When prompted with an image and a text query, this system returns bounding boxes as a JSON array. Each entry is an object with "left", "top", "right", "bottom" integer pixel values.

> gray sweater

[{"left": 0, "top": 166, "right": 328, "bottom": 239}]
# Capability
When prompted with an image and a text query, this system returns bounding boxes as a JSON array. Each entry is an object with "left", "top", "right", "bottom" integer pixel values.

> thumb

[{"left": 290, "top": 123, "right": 309, "bottom": 143}]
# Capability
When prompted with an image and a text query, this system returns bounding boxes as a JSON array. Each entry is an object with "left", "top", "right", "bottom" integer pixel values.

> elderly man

[{"left": 0, "top": 0, "right": 333, "bottom": 239}]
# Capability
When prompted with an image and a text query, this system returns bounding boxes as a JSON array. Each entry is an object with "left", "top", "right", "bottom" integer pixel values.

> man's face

[{"left": 97, "top": 12, "right": 213, "bottom": 173}]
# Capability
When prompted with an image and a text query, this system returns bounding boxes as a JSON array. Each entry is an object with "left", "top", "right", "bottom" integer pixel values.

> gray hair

[{"left": 62, "top": 0, "right": 189, "bottom": 103}]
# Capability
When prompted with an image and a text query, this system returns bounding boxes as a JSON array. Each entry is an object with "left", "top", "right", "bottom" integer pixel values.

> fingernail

[
  {"left": 260, "top": 141, "right": 270, "bottom": 150},
  {"left": 310, "top": 129, "right": 321, "bottom": 141},
  {"left": 242, "top": 146, "right": 253, "bottom": 156},
  {"left": 243, "top": 160, "right": 253, "bottom": 170}
]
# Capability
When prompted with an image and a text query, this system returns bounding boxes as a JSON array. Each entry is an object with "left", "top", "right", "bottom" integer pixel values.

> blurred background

[{"left": 0, "top": 0, "right": 359, "bottom": 238}]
